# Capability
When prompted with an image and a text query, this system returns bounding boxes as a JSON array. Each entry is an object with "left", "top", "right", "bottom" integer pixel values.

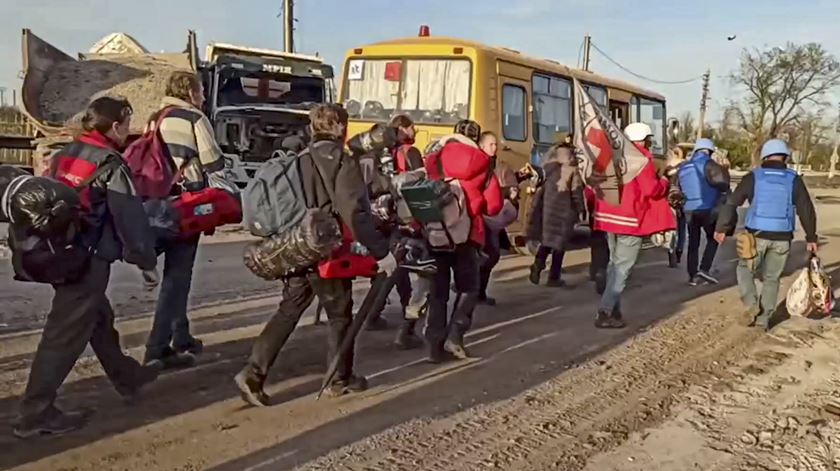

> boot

[
  {"left": 529, "top": 263, "right": 543, "bottom": 285},
  {"left": 444, "top": 329, "right": 470, "bottom": 360},
  {"left": 234, "top": 369, "right": 270, "bottom": 407},
  {"left": 394, "top": 320, "right": 423, "bottom": 350}
]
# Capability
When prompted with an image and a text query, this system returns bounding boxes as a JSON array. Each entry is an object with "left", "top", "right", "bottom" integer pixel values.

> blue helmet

[
  {"left": 693, "top": 138, "right": 716, "bottom": 153},
  {"left": 760, "top": 139, "right": 791, "bottom": 159}
]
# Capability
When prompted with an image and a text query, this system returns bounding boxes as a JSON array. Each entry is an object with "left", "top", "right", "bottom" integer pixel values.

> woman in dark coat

[{"left": 526, "top": 143, "right": 585, "bottom": 286}]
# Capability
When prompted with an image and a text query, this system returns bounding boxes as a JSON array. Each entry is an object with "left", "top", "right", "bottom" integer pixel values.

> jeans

[
  {"left": 534, "top": 245, "right": 565, "bottom": 280},
  {"left": 21, "top": 258, "right": 144, "bottom": 421},
  {"left": 145, "top": 235, "right": 200, "bottom": 358},
  {"left": 736, "top": 239, "right": 791, "bottom": 325},
  {"left": 427, "top": 244, "right": 480, "bottom": 349},
  {"left": 590, "top": 230, "right": 609, "bottom": 280},
  {"left": 685, "top": 210, "right": 719, "bottom": 278},
  {"left": 245, "top": 273, "right": 355, "bottom": 383},
  {"left": 599, "top": 234, "right": 643, "bottom": 313},
  {"left": 479, "top": 230, "right": 502, "bottom": 297}
]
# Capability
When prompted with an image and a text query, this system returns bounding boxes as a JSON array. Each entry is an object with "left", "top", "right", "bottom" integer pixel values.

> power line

[{"left": 590, "top": 42, "right": 703, "bottom": 85}]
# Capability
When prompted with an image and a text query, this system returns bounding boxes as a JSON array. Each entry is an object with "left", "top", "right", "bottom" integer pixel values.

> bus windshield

[
  {"left": 632, "top": 97, "right": 666, "bottom": 156},
  {"left": 343, "top": 58, "right": 471, "bottom": 125}
]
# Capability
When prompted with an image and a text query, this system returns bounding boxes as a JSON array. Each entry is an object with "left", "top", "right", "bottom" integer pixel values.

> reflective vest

[
  {"left": 678, "top": 153, "right": 719, "bottom": 211},
  {"left": 745, "top": 168, "right": 796, "bottom": 233}
]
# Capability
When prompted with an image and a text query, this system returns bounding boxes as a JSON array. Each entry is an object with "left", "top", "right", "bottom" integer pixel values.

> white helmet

[{"left": 624, "top": 122, "right": 654, "bottom": 142}]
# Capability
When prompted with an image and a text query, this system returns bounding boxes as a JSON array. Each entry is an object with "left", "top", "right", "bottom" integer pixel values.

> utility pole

[
  {"left": 582, "top": 34, "right": 592, "bottom": 71},
  {"left": 283, "top": 0, "right": 295, "bottom": 53},
  {"left": 830, "top": 101, "right": 840, "bottom": 179},
  {"left": 0, "top": 87, "right": 6, "bottom": 107},
  {"left": 696, "top": 69, "right": 711, "bottom": 140}
]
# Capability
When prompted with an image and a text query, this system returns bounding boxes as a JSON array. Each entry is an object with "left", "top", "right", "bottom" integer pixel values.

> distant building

[{"left": 88, "top": 33, "right": 148, "bottom": 54}]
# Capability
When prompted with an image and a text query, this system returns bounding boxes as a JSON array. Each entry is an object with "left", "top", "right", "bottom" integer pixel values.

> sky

[{"left": 3, "top": 0, "right": 840, "bottom": 122}]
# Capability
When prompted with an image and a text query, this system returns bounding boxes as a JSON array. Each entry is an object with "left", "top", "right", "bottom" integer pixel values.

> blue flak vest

[
  {"left": 678, "top": 153, "right": 719, "bottom": 211},
  {"left": 745, "top": 168, "right": 796, "bottom": 233}
]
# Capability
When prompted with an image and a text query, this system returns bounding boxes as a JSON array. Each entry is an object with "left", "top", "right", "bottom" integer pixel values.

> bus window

[
  {"left": 632, "top": 97, "right": 666, "bottom": 156},
  {"left": 584, "top": 84, "right": 608, "bottom": 110},
  {"left": 502, "top": 84, "right": 526, "bottom": 141},
  {"left": 344, "top": 58, "right": 471, "bottom": 124},
  {"left": 532, "top": 74, "right": 571, "bottom": 144}
]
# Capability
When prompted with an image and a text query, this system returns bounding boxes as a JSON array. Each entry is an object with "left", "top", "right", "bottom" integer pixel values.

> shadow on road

[{"left": 0, "top": 240, "right": 815, "bottom": 470}]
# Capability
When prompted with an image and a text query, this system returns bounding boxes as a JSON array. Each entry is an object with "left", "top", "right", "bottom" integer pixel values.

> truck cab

[{"left": 202, "top": 43, "right": 335, "bottom": 187}]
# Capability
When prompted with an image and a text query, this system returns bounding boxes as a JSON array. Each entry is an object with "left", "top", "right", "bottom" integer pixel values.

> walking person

[
  {"left": 143, "top": 71, "right": 238, "bottom": 368},
  {"left": 14, "top": 97, "right": 161, "bottom": 438},
  {"left": 677, "top": 138, "right": 730, "bottom": 286},
  {"left": 714, "top": 139, "right": 818, "bottom": 330},
  {"left": 235, "top": 104, "right": 398, "bottom": 406},
  {"left": 592, "top": 123, "right": 675, "bottom": 328},
  {"left": 423, "top": 120, "right": 503, "bottom": 362},
  {"left": 478, "top": 131, "right": 521, "bottom": 305},
  {"left": 585, "top": 185, "right": 610, "bottom": 294},
  {"left": 527, "top": 139, "right": 586, "bottom": 287},
  {"left": 665, "top": 147, "right": 687, "bottom": 268}
]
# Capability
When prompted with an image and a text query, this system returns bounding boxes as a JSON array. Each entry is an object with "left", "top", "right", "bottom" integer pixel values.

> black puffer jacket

[
  {"left": 299, "top": 137, "right": 390, "bottom": 259},
  {"left": 525, "top": 146, "right": 585, "bottom": 250}
]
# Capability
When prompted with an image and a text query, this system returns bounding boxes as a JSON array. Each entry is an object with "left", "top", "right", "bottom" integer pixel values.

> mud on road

[{"left": 0, "top": 239, "right": 837, "bottom": 471}]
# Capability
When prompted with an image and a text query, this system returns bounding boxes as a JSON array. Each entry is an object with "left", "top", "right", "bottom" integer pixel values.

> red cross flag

[{"left": 572, "top": 79, "right": 649, "bottom": 206}]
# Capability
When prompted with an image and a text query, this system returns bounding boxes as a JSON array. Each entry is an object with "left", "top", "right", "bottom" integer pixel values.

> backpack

[
  {"left": 4, "top": 160, "right": 120, "bottom": 284},
  {"left": 399, "top": 158, "right": 471, "bottom": 250},
  {"left": 123, "top": 107, "right": 177, "bottom": 199},
  {"left": 241, "top": 149, "right": 308, "bottom": 237}
]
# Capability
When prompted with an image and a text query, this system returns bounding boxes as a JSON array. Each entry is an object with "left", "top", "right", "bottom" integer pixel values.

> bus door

[
  {"left": 496, "top": 72, "right": 531, "bottom": 244},
  {"left": 609, "top": 100, "right": 629, "bottom": 130}
]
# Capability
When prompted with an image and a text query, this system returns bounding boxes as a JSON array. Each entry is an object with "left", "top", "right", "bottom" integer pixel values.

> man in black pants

[
  {"left": 14, "top": 97, "right": 160, "bottom": 438},
  {"left": 234, "top": 104, "right": 397, "bottom": 406},
  {"left": 676, "top": 138, "right": 729, "bottom": 286}
]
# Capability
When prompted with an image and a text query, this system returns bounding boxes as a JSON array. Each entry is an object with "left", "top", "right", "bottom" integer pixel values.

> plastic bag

[
  {"left": 786, "top": 255, "right": 834, "bottom": 318},
  {"left": 243, "top": 209, "right": 341, "bottom": 280},
  {"left": 0, "top": 166, "right": 31, "bottom": 223},
  {"left": 3, "top": 173, "right": 82, "bottom": 238}
]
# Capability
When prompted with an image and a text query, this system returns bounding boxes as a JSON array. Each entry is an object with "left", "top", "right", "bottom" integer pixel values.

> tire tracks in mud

[{"left": 298, "top": 301, "right": 762, "bottom": 471}]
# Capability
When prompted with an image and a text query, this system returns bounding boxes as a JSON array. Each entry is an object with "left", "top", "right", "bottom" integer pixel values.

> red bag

[
  {"left": 172, "top": 188, "right": 242, "bottom": 238},
  {"left": 318, "top": 226, "right": 378, "bottom": 279},
  {"left": 123, "top": 108, "right": 176, "bottom": 199}
]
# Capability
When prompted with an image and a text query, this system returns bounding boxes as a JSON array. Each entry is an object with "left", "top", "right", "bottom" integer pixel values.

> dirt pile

[{"left": 38, "top": 55, "right": 188, "bottom": 133}]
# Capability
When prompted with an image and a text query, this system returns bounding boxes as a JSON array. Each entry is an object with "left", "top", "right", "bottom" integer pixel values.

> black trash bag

[
  {"left": 3, "top": 173, "right": 82, "bottom": 239},
  {"left": 0, "top": 166, "right": 31, "bottom": 224},
  {"left": 143, "top": 198, "right": 181, "bottom": 243},
  {"left": 243, "top": 209, "right": 342, "bottom": 280}
]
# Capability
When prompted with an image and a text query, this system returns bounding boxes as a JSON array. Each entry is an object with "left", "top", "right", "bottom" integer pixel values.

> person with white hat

[
  {"left": 714, "top": 138, "right": 818, "bottom": 330},
  {"left": 591, "top": 123, "right": 675, "bottom": 328}
]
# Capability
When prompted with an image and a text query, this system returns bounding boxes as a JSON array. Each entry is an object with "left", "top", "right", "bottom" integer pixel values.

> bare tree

[
  {"left": 731, "top": 42, "right": 840, "bottom": 166},
  {"left": 676, "top": 111, "right": 696, "bottom": 143}
]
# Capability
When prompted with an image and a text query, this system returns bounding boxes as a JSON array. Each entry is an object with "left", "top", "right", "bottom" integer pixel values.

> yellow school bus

[{"left": 339, "top": 29, "right": 668, "bottom": 242}]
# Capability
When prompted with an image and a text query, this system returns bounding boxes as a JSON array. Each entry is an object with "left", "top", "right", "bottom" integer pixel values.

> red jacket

[
  {"left": 592, "top": 144, "right": 675, "bottom": 236},
  {"left": 425, "top": 141, "right": 503, "bottom": 246}
]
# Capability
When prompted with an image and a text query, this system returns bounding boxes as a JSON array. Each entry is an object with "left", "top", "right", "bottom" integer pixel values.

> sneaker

[
  {"left": 174, "top": 338, "right": 204, "bottom": 356},
  {"left": 609, "top": 309, "right": 627, "bottom": 328},
  {"left": 146, "top": 347, "right": 196, "bottom": 370},
  {"left": 117, "top": 360, "right": 163, "bottom": 401},
  {"left": 688, "top": 276, "right": 701, "bottom": 287},
  {"left": 402, "top": 257, "right": 437, "bottom": 275},
  {"left": 529, "top": 265, "right": 542, "bottom": 285},
  {"left": 234, "top": 370, "right": 270, "bottom": 407},
  {"left": 697, "top": 271, "right": 719, "bottom": 285},
  {"left": 13, "top": 407, "right": 87, "bottom": 439},
  {"left": 364, "top": 316, "right": 389, "bottom": 331},
  {"left": 478, "top": 295, "right": 497, "bottom": 306},
  {"left": 594, "top": 311, "right": 612, "bottom": 328},
  {"left": 546, "top": 278, "right": 566, "bottom": 288},
  {"left": 444, "top": 333, "right": 470, "bottom": 360},
  {"left": 326, "top": 375, "right": 368, "bottom": 397}
]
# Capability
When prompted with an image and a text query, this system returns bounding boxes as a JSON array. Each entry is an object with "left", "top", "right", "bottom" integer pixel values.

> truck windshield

[
  {"left": 343, "top": 58, "right": 471, "bottom": 125},
  {"left": 217, "top": 71, "right": 325, "bottom": 107}
]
